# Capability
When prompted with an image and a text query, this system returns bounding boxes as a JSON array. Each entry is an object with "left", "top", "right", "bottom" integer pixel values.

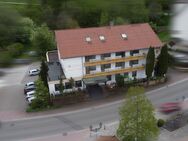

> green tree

[
  {"left": 31, "top": 24, "right": 55, "bottom": 56},
  {"left": 0, "top": 6, "right": 22, "bottom": 48},
  {"left": 17, "top": 17, "right": 35, "bottom": 44},
  {"left": 99, "top": 11, "right": 109, "bottom": 26},
  {"left": 117, "top": 87, "right": 159, "bottom": 141},
  {"left": 30, "top": 79, "right": 50, "bottom": 109},
  {"left": 154, "top": 45, "right": 168, "bottom": 77},
  {"left": 123, "top": 0, "right": 149, "bottom": 23},
  {"left": 39, "top": 59, "right": 49, "bottom": 87},
  {"left": 146, "top": 47, "right": 155, "bottom": 80},
  {"left": 7, "top": 43, "right": 24, "bottom": 57},
  {"left": 116, "top": 75, "right": 124, "bottom": 87},
  {"left": 114, "top": 17, "right": 126, "bottom": 25}
]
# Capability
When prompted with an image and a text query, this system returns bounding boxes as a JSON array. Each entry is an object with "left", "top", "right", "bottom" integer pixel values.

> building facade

[{"left": 47, "top": 23, "right": 162, "bottom": 95}]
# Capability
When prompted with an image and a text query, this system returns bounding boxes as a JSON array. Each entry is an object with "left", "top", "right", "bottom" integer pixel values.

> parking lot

[{"left": 0, "top": 62, "right": 40, "bottom": 119}]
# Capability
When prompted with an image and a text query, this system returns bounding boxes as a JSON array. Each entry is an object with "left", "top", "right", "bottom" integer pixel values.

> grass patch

[
  {"left": 26, "top": 105, "right": 62, "bottom": 113},
  {"left": 158, "top": 31, "right": 170, "bottom": 43}
]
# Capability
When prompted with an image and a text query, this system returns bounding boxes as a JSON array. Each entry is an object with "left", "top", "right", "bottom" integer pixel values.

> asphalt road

[{"left": 0, "top": 79, "right": 188, "bottom": 141}]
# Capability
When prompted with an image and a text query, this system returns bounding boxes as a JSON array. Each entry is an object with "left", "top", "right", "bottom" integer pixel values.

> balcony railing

[
  {"left": 84, "top": 55, "right": 145, "bottom": 67},
  {"left": 83, "top": 65, "right": 144, "bottom": 79}
]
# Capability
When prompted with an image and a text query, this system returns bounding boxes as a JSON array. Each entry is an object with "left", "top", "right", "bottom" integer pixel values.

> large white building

[{"left": 47, "top": 23, "right": 162, "bottom": 95}]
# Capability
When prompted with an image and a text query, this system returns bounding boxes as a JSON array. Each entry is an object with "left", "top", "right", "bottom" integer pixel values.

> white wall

[{"left": 60, "top": 57, "right": 84, "bottom": 79}]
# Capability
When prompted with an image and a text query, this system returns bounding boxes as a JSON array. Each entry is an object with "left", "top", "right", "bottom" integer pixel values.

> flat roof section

[{"left": 47, "top": 62, "right": 65, "bottom": 82}]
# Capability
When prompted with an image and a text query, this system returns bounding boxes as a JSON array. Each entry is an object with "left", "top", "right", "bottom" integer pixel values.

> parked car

[
  {"left": 28, "top": 96, "right": 36, "bottom": 104},
  {"left": 25, "top": 81, "right": 35, "bottom": 88},
  {"left": 26, "top": 90, "right": 35, "bottom": 100},
  {"left": 24, "top": 85, "right": 36, "bottom": 94},
  {"left": 29, "top": 69, "right": 40, "bottom": 76},
  {"left": 160, "top": 102, "right": 181, "bottom": 113}
]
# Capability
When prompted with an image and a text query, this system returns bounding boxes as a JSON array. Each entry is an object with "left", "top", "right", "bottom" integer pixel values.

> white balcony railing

[
  {"left": 104, "top": 57, "right": 112, "bottom": 60},
  {"left": 104, "top": 68, "right": 112, "bottom": 72},
  {"left": 90, "top": 70, "right": 99, "bottom": 74}
]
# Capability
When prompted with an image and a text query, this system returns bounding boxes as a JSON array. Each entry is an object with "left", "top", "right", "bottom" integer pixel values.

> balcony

[
  {"left": 83, "top": 65, "right": 144, "bottom": 79},
  {"left": 84, "top": 55, "right": 145, "bottom": 67}
]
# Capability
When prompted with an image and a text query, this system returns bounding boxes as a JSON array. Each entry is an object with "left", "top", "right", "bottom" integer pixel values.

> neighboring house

[{"left": 47, "top": 23, "right": 162, "bottom": 95}]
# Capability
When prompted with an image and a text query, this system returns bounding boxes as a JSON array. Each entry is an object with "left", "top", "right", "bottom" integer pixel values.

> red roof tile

[{"left": 55, "top": 23, "right": 162, "bottom": 59}]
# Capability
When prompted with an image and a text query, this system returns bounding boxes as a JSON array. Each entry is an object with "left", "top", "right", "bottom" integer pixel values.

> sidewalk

[{"left": 26, "top": 118, "right": 188, "bottom": 141}]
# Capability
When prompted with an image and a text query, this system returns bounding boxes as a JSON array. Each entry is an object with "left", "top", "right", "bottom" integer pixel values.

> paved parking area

[{"left": 0, "top": 62, "right": 40, "bottom": 120}]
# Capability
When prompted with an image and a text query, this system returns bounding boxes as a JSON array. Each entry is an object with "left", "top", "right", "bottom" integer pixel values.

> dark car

[
  {"left": 24, "top": 85, "right": 36, "bottom": 94},
  {"left": 160, "top": 102, "right": 181, "bottom": 114}
]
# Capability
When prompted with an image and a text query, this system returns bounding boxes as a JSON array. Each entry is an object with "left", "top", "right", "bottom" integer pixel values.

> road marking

[{"left": 3, "top": 77, "right": 188, "bottom": 122}]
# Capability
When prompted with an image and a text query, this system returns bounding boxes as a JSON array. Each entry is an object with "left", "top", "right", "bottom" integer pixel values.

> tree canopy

[
  {"left": 154, "top": 45, "right": 168, "bottom": 77},
  {"left": 117, "top": 87, "right": 159, "bottom": 141},
  {"left": 31, "top": 24, "right": 55, "bottom": 56}
]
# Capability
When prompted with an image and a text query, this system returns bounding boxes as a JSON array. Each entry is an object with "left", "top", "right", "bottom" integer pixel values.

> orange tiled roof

[{"left": 55, "top": 23, "right": 162, "bottom": 59}]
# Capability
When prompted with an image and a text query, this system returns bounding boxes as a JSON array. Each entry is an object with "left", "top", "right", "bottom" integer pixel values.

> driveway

[{"left": 0, "top": 62, "right": 40, "bottom": 119}]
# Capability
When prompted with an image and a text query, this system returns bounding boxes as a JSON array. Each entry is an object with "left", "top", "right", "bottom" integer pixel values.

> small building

[{"left": 47, "top": 23, "right": 162, "bottom": 95}]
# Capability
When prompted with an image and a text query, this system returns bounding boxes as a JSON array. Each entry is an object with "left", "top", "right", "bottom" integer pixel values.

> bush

[
  {"left": 0, "top": 51, "right": 13, "bottom": 67},
  {"left": 7, "top": 43, "right": 24, "bottom": 57},
  {"left": 30, "top": 99, "right": 44, "bottom": 109},
  {"left": 116, "top": 75, "right": 125, "bottom": 87},
  {"left": 157, "top": 119, "right": 165, "bottom": 127}
]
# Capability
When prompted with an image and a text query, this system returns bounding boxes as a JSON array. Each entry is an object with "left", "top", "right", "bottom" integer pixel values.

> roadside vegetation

[{"left": 117, "top": 87, "right": 159, "bottom": 141}]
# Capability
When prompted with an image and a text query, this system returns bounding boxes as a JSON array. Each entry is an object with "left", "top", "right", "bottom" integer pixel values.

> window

[
  {"left": 65, "top": 82, "right": 72, "bottom": 89},
  {"left": 115, "top": 62, "right": 124, "bottom": 68},
  {"left": 121, "top": 33, "right": 128, "bottom": 39},
  {"left": 55, "top": 84, "right": 60, "bottom": 91},
  {"left": 75, "top": 80, "right": 82, "bottom": 87},
  {"left": 132, "top": 71, "right": 137, "bottom": 77},
  {"left": 101, "top": 63, "right": 111, "bottom": 71},
  {"left": 107, "top": 75, "right": 111, "bottom": 81},
  {"left": 85, "top": 55, "right": 96, "bottom": 62},
  {"left": 85, "top": 36, "right": 91, "bottom": 43},
  {"left": 99, "top": 35, "right": 105, "bottom": 41},
  {"left": 130, "top": 50, "right": 139, "bottom": 56},
  {"left": 116, "top": 52, "right": 125, "bottom": 57},
  {"left": 130, "top": 60, "right": 138, "bottom": 66},
  {"left": 101, "top": 53, "right": 111, "bottom": 59},
  {"left": 86, "top": 66, "right": 96, "bottom": 74}
]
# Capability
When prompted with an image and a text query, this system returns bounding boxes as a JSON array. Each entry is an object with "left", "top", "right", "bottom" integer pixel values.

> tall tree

[
  {"left": 30, "top": 79, "right": 50, "bottom": 109},
  {"left": 117, "top": 87, "right": 159, "bottom": 141},
  {"left": 39, "top": 59, "right": 49, "bottom": 88},
  {"left": 154, "top": 45, "right": 168, "bottom": 77},
  {"left": 123, "top": 0, "right": 149, "bottom": 23},
  {"left": 0, "top": 6, "right": 21, "bottom": 48},
  {"left": 31, "top": 24, "right": 55, "bottom": 56},
  {"left": 146, "top": 47, "right": 155, "bottom": 79}
]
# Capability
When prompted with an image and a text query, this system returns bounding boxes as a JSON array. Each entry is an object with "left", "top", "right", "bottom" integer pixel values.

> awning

[{"left": 83, "top": 76, "right": 108, "bottom": 85}]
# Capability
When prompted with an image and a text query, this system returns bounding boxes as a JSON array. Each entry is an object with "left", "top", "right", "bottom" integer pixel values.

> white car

[
  {"left": 28, "top": 96, "right": 36, "bottom": 104},
  {"left": 29, "top": 69, "right": 40, "bottom": 76},
  {"left": 25, "top": 82, "right": 35, "bottom": 88},
  {"left": 26, "top": 90, "right": 35, "bottom": 99}
]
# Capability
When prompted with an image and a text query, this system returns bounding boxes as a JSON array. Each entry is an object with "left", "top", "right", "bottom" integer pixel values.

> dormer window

[
  {"left": 121, "top": 33, "right": 128, "bottom": 40},
  {"left": 85, "top": 36, "right": 92, "bottom": 43},
  {"left": 99, "top": 35, "right": 105, "bottom": 42}
]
